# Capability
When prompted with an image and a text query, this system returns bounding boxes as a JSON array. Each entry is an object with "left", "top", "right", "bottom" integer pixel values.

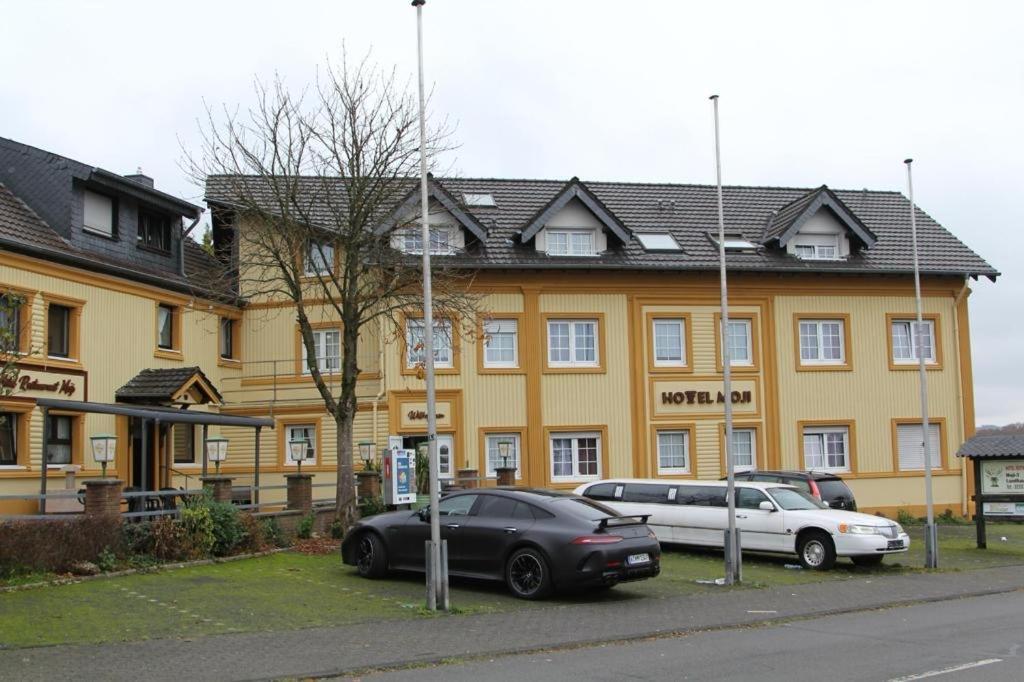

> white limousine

[{"left": 574, "top": 479, "right": 910, "bottom": 570}]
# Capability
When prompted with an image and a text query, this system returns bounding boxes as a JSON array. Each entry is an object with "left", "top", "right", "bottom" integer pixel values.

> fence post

[
  {"left": 457, "top": 468, "right": 479, "bottom": 489},
  {"left": 495, "top": 466, "right": 516, "bottom": 487},
  {"left": 200, "top": 475, "right": 234, "bottom": 504},
  {"left": 286, "top": 473, "right": 313, "bottom": 513}
]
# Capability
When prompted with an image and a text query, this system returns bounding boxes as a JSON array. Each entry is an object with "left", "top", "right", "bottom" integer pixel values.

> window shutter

[
  {"left": 897, "top": 423, "right": 941, "bottom": 470},
  {"left": 84, "top": 191, "right": 113, "bottom": 235}
]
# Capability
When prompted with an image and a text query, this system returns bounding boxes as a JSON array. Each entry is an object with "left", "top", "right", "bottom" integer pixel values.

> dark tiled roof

[
  {"left": 204, "top": 175, "right": 997, "bottom": 279},
  {"left": 957, "top": 434, "right": 1024, "bottom": 458},
  {"left": 115, "top": 366, "right": 223, "bottom": 404},
  {"left": 0, "top": 182, "right": 70, "bottom": 251}
]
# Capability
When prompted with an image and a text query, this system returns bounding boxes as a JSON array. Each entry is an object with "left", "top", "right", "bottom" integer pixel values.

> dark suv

[{"left": 727, "top": 471, "right": 857, "bottom": 511}]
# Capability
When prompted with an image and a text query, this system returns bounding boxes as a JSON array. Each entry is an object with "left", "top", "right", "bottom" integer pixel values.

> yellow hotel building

[{"left": 0, "top": 138, "right": 999, "bottom": 517}]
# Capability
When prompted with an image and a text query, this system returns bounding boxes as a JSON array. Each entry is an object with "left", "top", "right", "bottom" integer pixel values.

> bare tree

[
  {"left": 0, "top": 291, "right": 26, "bottom": 399},
  {"left": 186, "top": 55, "right": 481, "bottom": 529}
]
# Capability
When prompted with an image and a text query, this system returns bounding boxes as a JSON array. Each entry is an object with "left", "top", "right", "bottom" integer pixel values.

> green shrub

[
  {"left": 149, "top": 517, "right": 189, "bottom": 562},
  {"left": 180, "top": 504, "right": 215, "bottom": 558},
  {"left": 261, "top": 518, "right": 288, "bottom": 548},
  {"left": 358, "top": 496, "right": 388, "bottom": 519},
  {"left": 0, "top": 516, "right": 122, "bottom": 574},
  {"left": 296, "top": 513, "right": 316, "bottom": 539},
  {"left": 896, "top": 508, "right": 917, "bottom": 526},
  {"left": 120, "top": 522, "right": 154, "bottom": 556},
  {"left": 206, "top": 501, "right": 245, "bottom": 556},
  {"left": 96, "top": 547, "right": 117, "bottom": 572},
  {"left": 938, "top": 508, "right": 969, "bottom": 525},
  {"left": 330, "top": 518, "right": 345, "bottom": 539}
]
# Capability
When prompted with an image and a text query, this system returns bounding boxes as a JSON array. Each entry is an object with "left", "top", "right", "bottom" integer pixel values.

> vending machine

[{"left": 383, "top": 447, "right": 417, "bottom": 506}]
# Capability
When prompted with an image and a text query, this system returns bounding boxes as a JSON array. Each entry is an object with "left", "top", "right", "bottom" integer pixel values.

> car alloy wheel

[
  {"left": 797, "top": 530, "right": 836, "bottom": 570},
  {"left": 506, "top": 548, "right": 551, "bottom": 599},
  {"left": 803, "top": 540, "right": 825, "bottom": 567},
  {"left": 356, "top": 535, "right": 375, "bottom": 575}
]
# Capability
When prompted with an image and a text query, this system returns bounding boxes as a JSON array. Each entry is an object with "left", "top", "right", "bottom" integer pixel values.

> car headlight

[
  {"left": 893, "top": 523, "right": 904, "bottom": 535},
  {"left": 838, "top": 523, "right": 882, "bottom": 535}
]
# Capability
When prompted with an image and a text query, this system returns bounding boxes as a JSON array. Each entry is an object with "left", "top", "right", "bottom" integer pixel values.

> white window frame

[
  {"left": 724, "top": 318, "right": 753, "bottom": 366},
  {"left": 896, "top": 422, "right": 943, "bottom": 471},
  {"left": 656, "top": 430, "right": 690, "bottom": 474},
  {"left": 803, "top": 426, "right": 850, "bottom": 473},
  {"left": 284, "top": 424, "right": 317, "bottom": 465},
  {"left": 547, "top": 319, "right": 599, "bottom": 368},
  {"left": 546, "top": 229, "right": 596, "bottom": 257},
  {"left": 482, "top": 319, "right": 518, "bottom": 368},
  {"left": 484, "top": 433, "right": 521, "bottom": 478},
  {"left": 798, "top": 319, "right": 846, "bottom": 365},
  {"left": 549, "top": 431, "right": 602, "bottom": 482},
  {"left": 652, "top": 318, "right": 686, "bottom": 367},
  {"left": 302, "top": 328, "right": 341, "bottom": 374},
  {"left": 891, "top": 319, "right": 936, "bottom": 364},
  {"left": 304, "top": 240, "right": 334, "bottom": 276},
  {"left": 793, "top": 235, "right": 841, "bottom": 260},
  {"left": 730, "top": 428, "right": 757, "bottom": 472},
  {"left": 83, "top": 190, "right": 115, "bottom": 237},
  {"left": 402, "top": 227, "right": 453, "bottom": 255},
  {"left": 406, "top": 318, "right": 453, "bottom": 369}
]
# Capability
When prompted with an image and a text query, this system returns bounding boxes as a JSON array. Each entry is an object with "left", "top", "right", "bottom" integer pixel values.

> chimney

[{"left": 125, "top": 166, "right": 154, "bottom": 188}]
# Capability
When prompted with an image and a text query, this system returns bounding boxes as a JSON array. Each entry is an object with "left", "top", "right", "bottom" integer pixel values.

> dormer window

[
  {"left": 83, "top": 190, "right": 116, "bottom": 238},
  {"left": 402, "top": 227, "right": 453, "bottom": 255},
  {"left": 547, "top": 229, "right": 595, "bottom": 257},
  {"left": 793, "top": 235, "right": 841, "bottom": 260},
  {"left": 138, "top": 210, "right": 172, "bottom": 252}
]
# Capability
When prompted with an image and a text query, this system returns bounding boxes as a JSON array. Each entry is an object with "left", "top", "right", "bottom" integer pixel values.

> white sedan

[{"left": 574, "top": 479, "right": 910, "bottom": 570}]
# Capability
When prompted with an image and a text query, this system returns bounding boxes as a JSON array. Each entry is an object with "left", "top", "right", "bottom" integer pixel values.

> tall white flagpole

[
  {"left": 904, "top": 158, "right": 938, "bottom": 569},
  {"left": 711, "top": 95, "right": 740, "bottom": 584},
  {"left": 413, "top": 0, "right": 447, "bottom": 609}
]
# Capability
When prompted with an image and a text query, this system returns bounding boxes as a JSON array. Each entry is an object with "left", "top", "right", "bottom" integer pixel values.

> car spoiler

[{"left": 597, "top": 514, "right": 650, "bottom": 530}]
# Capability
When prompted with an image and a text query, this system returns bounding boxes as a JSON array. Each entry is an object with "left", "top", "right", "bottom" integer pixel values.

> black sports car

[{"left": 341, "top": 488, "right": 661, "bottom": 599}]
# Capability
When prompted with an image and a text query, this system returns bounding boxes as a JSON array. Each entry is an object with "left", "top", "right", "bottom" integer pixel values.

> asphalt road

[{"left": 359, "top": 591, "right": 1024, "bottom": 682}]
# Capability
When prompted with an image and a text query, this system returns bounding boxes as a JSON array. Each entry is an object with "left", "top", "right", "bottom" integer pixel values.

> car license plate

[
  {"left": 887, "top": 539, "right": 904, "bottom": 550},
  {"left": 627, "top": 553, "right": 650, "bottom": 566}
]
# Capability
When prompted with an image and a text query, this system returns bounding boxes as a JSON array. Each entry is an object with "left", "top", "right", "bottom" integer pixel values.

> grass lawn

[{"left": 1, "top": 523, "right": 1021, "bottom": 650}]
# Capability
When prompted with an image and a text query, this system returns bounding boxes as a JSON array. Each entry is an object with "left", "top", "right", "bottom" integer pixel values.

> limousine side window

[
  {"left": 584, "top": 483, "right": 620, "bottom": 501},
  {"left": 736, "top": 488, "right": 770, "bottom": 509},
  {"left": 677, "top": 486, "right": 727, "bottom": 507},
  {"left": 622, "top": 484, "right": 674, "bottom": 504}
]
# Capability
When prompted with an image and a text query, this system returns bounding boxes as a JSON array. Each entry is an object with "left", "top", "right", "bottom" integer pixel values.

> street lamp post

[
  {"left": 904, "top": 158, "right": 938, "bottom": 569},
  {"left": 206, "top": 436, "right": 229, "bottom": 475},
  {"left": 711, "top": 94, "right": 741, "bottom": 585},
  {"left": 89, "top": 434, "right": 117, "bottom": 478},
  {"left": 412, "top": 0, "right": 447, "bottom": 612}
]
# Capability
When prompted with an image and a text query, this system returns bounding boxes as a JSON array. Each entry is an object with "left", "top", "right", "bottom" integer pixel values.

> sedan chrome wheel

[{"left": 803, "top": 540, "right": 825, "bottom": 567}]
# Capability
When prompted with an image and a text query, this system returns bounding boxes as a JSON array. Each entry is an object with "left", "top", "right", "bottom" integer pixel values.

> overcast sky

[{"left": 2, "top": 1, "right": 1020, "bottom": 425}]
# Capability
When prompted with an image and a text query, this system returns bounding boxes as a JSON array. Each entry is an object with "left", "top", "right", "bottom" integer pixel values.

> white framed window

[
  {"left": 793, "top": 235, "right": 840, "bottom": 260},
  {"left": 483, "top": 319, "right": 518, "bottom": 368},
  {"left": 547, "top": 319, "right": 598, "bottom": 367},
  {"left": 406, "top": 318, "right": 453, "bottom": 368},
  {"left": 656, "top": 430, "right": 689, "bottom": 474},
  {"left": 891, "top": 319, "right": 936, "bottom": 364},
  {"left": 803, "top": 426, "right": 850, "bottom": 472},
  {"left": 485, "top": 433, "right": 521, "bottom": 477},
  {"left": 285, "top": 424, "right": 317, "bottom": 464},
  {"left": 83, "top": 190, "right": 115, "bottom": 237},
  {"left": 304, "top": 240, "right": 334, "bottom": 276},
  {"left": 724, "top": 319, "right": 753, "bottom": 366},
  {"left": 546, "top": 229, "right": 595, "bottom": 256},
  {"left": 896, "top": 423, "right": 942, "bottom": 471},
  {"left": 402, "top": 227, "right": 452, "bottom": 255},
  {"left": 730, "top": 428, "right": 756, "bottom": 472},
  {"left": 302, "top": 328, "right": 340, "bottom": 374},
  {"left": 799, "top": 319, "right": 845, "bottom": 364},
  {"left": 550, "top": 432, "right": 601, "bottom": 481},
  {"left": 653, "top": 318, "right": 686, "bottom": 367}
]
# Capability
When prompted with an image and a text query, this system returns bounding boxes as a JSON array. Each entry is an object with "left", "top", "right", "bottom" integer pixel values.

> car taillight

[
  {"left": 571, "top": 535, "right": 624, "bottom": 545},
  {"left": 808, "top": 479, "right": 821, "bottom": 499}
]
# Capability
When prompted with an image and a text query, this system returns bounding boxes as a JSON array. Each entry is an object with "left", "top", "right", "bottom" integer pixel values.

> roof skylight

[
  {"left": 463, "top": 193, "right": 496, "bottom": 208},
  {"left": 710, "top": 233, "right": 758, "bottom": 251},
  {"left": 637, "top": 232, "right": 681, "bottom": 251}
]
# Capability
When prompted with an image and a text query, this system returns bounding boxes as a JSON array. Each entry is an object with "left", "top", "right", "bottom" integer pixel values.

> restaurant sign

[
  {"left": 2, "top": 368, "right": 84, "bottom": 400},
  {"left": 980, "top": 459, "right": 1024, "bottom": 495}
]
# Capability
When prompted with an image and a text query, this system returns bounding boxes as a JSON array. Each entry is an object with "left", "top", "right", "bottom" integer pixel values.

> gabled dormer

[
  {"left": 763, "top": 185, "right": 877, "bottom": 261},
  {"left": 519, "top": 177, "right": 631, "bottom": 257},
  {"left": 375, "top": 175, "right": 488, "bottom": 255}
]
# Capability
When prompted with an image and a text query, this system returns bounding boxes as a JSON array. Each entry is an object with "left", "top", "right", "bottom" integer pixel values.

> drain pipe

[
  {"left": 952, "top": 277, "right": 970, "bottom": 515},
  {"left": 372, "top": 316, "right": 387, "bottom": 458}
]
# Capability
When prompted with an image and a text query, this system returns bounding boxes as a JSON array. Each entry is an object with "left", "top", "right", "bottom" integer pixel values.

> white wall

[
  {"left": 785, "top": 207, "right": 851, "bottom": 257},
  {"left": 535, "top": 198, "right": 608, "bottom": 253}
]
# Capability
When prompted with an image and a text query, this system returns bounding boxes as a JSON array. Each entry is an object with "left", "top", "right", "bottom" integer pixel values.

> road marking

[{"left": 888, "top": 658, "right": 1003, "bottom": 681}]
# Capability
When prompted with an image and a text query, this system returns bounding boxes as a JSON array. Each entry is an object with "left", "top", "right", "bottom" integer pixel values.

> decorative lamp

[
  {"left": 498, "top": 440, "right": 513, "bottom": 470},
  {"left": 289, "top": 436, "right": 311, "bottom": 473},
  {"left": 89, "top": 434, "right": 117, "bottom": 477},
  {"left": 359, "top": 441, "right": 374, "bottom": 468},
  {"left": 206, "top": 436, "right": 229, "bottom": 475}
]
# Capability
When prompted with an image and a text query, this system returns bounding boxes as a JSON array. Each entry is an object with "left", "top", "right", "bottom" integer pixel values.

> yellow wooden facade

[{"left": 1, "top": 242, "right": 979, "bottom": 516}]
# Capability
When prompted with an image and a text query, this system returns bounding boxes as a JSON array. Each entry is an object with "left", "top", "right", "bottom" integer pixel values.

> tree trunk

[{"left": 335, "top": 410, "right": 357, "bottom": 529}]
